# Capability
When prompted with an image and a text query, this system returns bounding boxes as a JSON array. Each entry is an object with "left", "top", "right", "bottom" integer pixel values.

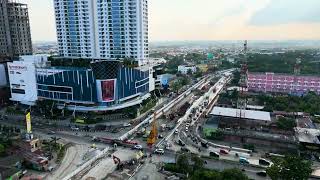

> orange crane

[{"left": 147, "top": 112, "right": 158, "bottom": 147}]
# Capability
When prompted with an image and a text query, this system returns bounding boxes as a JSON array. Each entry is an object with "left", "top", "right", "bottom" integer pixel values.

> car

[
  {"left": 256, "top": 171, "right": 267, "bottom": 177},
  {"left": 132, "top": 145, "right": 143, "bottom": 150},
  {"left": 259, "top": 158, "right": 271, "bottom": 166},
  {"left": 181, "top": 147, "right": 190, "bottom": 152},
  {"left": 158, "top": 134, "right": 164, "bottom": 139},
  {"left": 177, "top": 139, "right": 185, "bottom": 146},
  {"left": 174, "top": 129, "right": 179, "bottom": 134},
  {"left": 185, "top": 128, "right": 188, "bottom": 132},
  {"left": 201, "top": 142, "right": 209, "bottom": 148},
  {"left": 154, "top": 148, "right": 164, "bottom": 155},
  {"left": 219, "top": 149, "right": 229, "bottom": 155},
  {"left": 209, "top": 151, "right": 220, "bottom": 158},
  {"left": 123, "top": 123, "right": 132, "bottom": 127},
  {"left": 48, "top": 166, "right": 54, "bottom": 172},
  {"left": 71, "top": 126, "right": 79, "bottom": 131},
  {"left": 47, "top": 130, "right": 56, "bottom": 135},
  {"left": 239, "top": 157, "right": 249, "bottom": 165},
  {"left": 186, "top": 123, "right": 190, "bottom": 127}
]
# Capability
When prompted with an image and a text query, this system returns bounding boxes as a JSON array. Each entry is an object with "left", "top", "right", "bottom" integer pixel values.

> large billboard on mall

[{"left": 96, "top": 79, "right": 116, "bottom": 102}]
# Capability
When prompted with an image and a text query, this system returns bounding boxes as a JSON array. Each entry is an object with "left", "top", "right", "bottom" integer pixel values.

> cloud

[{"left": 249, "top": 0, "right": 320, "bottom": 26}]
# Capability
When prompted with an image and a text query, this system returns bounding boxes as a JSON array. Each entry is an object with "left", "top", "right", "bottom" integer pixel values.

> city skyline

[{"left": 19, "top": 0, "right": 320, "bottom": 42}]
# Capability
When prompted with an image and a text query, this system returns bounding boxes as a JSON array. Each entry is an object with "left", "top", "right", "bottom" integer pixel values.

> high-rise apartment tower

[
  {"left": 54, "top": 0, "right": 149, "bottom": 65},
  {"left": 0, "top": 0, "right": 33, "bottom": 60}
]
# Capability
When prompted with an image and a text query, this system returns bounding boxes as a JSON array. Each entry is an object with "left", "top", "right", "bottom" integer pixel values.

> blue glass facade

[
  {"left": 36, "top": 68, "right": 97, "bottom": 103},
  {"left": 117, "top": 67, "right": 149, "bottom": 100},
  {"left": 35, "top": 63, "right": 150, "bottom": 107}
]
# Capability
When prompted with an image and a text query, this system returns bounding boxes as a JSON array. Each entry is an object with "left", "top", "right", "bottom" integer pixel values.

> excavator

[{"left": 112, "top": 155, "right": 123, "bottom": 170}]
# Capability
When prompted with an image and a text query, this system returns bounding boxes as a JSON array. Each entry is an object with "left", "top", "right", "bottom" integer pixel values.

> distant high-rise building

[
  {"left": 0, "top": 0, "right": 33, "bottom": 60},
  {"left": 54, "top": 0, "right": 149, "bottom": 65}
]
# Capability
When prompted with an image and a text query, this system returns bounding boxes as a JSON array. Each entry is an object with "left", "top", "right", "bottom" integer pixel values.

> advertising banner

[
  {"left": 101, "top": 80, "right": 115, "bottom": 102},
  {"left": 26, "top": 112, "right": 32, "bottom": 133}
]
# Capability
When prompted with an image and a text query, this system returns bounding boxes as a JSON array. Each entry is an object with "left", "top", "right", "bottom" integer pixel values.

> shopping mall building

[{"left": 7, "top": 55, "right": 155, "bottom": 112}]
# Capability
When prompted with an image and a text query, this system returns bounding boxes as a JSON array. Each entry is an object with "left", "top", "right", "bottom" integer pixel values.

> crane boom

[{"left": 147, "top": 112, "right": 158, "bottom": 147}]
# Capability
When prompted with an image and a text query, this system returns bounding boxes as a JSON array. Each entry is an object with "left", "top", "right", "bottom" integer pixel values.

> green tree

[
  {"left": 194, "top": 70, "right": 203, "bottom": 78},
  {"left": 180, "top": 76, "right": 190, "bottom": 86},
  {"left": 276, "top": 117, "right": 297, "bottom": 131},
  {"left": 191, "top": 155, "right": 204, "bottom": 173},
  {"left": 208, "top": 129, "right": 224, "bottom": 140},
  {"left": 221, "top": 168, "right": 249, "bottom": 180},
  {"left": 267, "top": 155, "right": 312, "bottom": 180},
  {"left": 176, "top": 154, "right": 190, "bottom": 174},
  {"left": 171, "top": 81, "right": 182, "bottom": 93},
  {"left": 191, "top": 169, "right": 222, "bottom": 180},
  {"left": 0, "top": 144, "right": 5, "bottom": 156}
]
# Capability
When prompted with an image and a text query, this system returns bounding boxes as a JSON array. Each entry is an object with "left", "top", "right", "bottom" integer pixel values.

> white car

[
  {"left": 133, "top": 145, "right": 143, "bottom": 150},
  {"left": 174, "top": 129, "right": 179, "bottom": 134},
  {"left": 154, "top": 148, "right": 165, "bottom": 155},
  {"left": 123, "top": 123, "right": 132, "bottom": 127},
  {"left": 71, "top": 127, "right": 79, "bottom": 131},
  {"left": 185, "top": 127, "right": 189, "bottom": 132}
]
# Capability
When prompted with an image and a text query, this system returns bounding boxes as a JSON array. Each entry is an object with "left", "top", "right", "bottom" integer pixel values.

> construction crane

[{"left": 147, "top": 112, "right": 158, "bottom": 147}]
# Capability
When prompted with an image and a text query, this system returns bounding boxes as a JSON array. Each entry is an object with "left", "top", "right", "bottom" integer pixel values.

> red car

[{"left": 219, "top": 149, "right": 229, "bottom": 155}]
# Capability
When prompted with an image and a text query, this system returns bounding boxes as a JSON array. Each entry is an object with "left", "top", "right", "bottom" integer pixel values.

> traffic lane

[
  {"left": 204, "top": 159, "right": 269, "bottom": 180},
  {"left": 33, "top": 129, "right": 110, "bottom": 149},
  {"left": 151, "top": 151, "right": 269, "bottom": 180},
  {"left": 178, "top": 123, "right": 260, "bottom": 165}
]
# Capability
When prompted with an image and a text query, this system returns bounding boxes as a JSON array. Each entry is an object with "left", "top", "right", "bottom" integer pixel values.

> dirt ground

[{"left": 46, "top": 144, "right": 88, "bottom": 180}]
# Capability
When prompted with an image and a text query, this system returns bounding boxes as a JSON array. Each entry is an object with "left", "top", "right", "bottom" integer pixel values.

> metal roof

[
  {"left": 295, "top": 127, "right": 320, "bottom": 144},
  {"left": 210, "top": 106, "right": 271, "bottom": 121}
]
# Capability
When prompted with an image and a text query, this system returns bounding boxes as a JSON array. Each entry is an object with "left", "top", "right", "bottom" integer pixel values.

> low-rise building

[
  {"left": 196, "top": 64, "right": 209, "bottom": 73},
  {"left": 210, "top": 106, "right": 272, "bottom": 128},
  {"left": 155, "top": 74, "right": 175, "bottom": 89},
  {"left": 295, "top": 127, "right": 320, "bottom": 150},
  {"left": 7, "top": 55, "right": 48, "bottom": 105},
  {"left": 178, "top": 65, "right": 197, "bottom": 74},
  {"left": 0, "top": 64, "right": 7, "bottom": 87},
  {"left": 247, "top": 72, "right": 320, "bottom": 95}
]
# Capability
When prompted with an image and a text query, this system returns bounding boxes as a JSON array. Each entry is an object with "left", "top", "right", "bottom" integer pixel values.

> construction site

[{"left": 0, "top": 112, "right": 54, "bottom": 179}]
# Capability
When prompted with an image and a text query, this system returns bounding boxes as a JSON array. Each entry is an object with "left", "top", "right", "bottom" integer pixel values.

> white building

[
  {"left": 54, "top": 0, "right": 149, "bottom": 65},
  {"left": 7, "top": 55, "right": 48, "bottom": 105},
  {"left": 0, "top": 64, "right": 7, "bottom": 87},
  {"left": 147, "top": 58, "right": 167, "bottom": 65},
  {"left": 178, "top": 65, "right": 197, "bottom": 74}
]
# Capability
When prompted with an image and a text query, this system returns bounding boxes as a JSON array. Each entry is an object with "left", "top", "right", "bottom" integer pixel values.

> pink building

[{"left": 247, "top": 72, "right": 320, "bottom": 95}]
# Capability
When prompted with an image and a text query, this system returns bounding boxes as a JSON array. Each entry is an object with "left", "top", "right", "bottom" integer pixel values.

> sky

[{"left": 23, "top": 0, "right": 320, "bottom": 42}]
